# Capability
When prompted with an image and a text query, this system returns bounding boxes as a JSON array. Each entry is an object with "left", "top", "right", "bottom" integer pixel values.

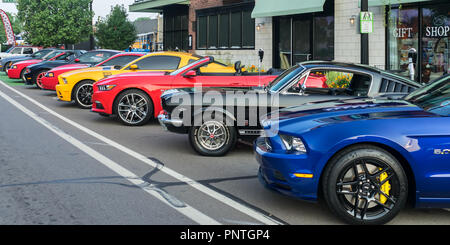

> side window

[
  {"left": 188, "top": 59, "right": 197, "bottom": 65},
  {"left": 55, "top": 52, "right": 75, "bottom": 61},
  {"left": 130, "top": 56, "right": 181, "bottom": 70},
  {"left": 101, "top": 55, "right": 140, "bottom": 67},
  {"left": 287, "top": 70, "right": 372, "bottom": 96},
  {"left": 11, "top": 48, "right": 22, "bottom": 54},
  {"left": 23, "top": 48, "right": 33, "bottom": 54}
]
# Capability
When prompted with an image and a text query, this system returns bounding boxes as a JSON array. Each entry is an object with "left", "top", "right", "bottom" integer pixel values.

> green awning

[
  {"left": 359, "top": 0, "right": 431, "bottom": 7},
  {"left": 251, "top": 0, "right": 326, "bottom": 18},
  {"left": 129, "top": 0, "right": 190, "bottom": 13}
]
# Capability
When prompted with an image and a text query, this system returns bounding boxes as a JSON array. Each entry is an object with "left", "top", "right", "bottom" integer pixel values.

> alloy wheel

[
  {"left": 335, "top": 158, "right": 399, "bottom": 221},
  {"left": 76, "top": 83, "right": 94, "bottom": 108},
  {"left": 197, "top": 121, "right": 228, "bottom": 151},
  {"left": 36, "top": 72, "right": 46, "bottom": 89},
  {"left": 117, "top": 93, "right": 148, "bottom": 125}
]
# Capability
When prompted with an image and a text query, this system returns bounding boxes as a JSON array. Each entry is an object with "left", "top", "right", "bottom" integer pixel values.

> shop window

[
  {"left": 218, "top": 14, "right": 230, "bottom": 48},
  {"left": 196, "top": 3, "right": 255, "bottom": 50},
  {"left": 230, "top": 11, "right": 242, "bottom": 48},
  {"left": 387, "top": 3, "right": 449, "bottom": 83}
]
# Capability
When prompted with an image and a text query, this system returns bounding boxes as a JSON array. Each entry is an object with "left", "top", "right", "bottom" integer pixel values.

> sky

[{"left": 0, "top": 0, "right": 158, "bottom": 21}]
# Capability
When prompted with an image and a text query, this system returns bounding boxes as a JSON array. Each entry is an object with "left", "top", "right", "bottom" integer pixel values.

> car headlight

[
  {"left": 47, "top": 72, "right": 54, "bottom": 77},
  {"left": 11, "top": 65, "right": 17, "bottom": 69},
  {"left": 97, "top": 85, "right": 116, "bottom": 91},
  {"left": 280, "top": 134, "right": 307, "bottom": 153},
  {"left": 161, "top": 89, "right": 180, "bottom": 97}
]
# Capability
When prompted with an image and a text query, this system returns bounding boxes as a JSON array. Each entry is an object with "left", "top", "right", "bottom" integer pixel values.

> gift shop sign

[{"left": 425, "top": 15, "right": 449, "bottom": 37}]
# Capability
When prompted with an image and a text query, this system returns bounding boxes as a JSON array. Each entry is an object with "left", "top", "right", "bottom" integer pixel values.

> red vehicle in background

[
  {"left": 92, "top": 56, "right": 280, "bottom": 126},
  {"left": 40, "top": 52, "right": 145, "bottom": 91},
  {"left": 7, "top": 50, "right": 68, "bottom": 80}
]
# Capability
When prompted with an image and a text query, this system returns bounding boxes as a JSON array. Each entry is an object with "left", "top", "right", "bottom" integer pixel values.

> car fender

[{"left": 315, "top": 135, "right": 419, "bottom": 195}]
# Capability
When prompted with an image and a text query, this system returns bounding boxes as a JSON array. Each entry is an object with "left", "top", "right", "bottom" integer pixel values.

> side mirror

[
  {"left": 74, "top": 58, "right": 80, "bottom": 63},
  {"left": 183, "top": 70, "right": 197, "bottom": 78},
  {"left": 129, "top": 64, "right": 139, "bottom": 71}
]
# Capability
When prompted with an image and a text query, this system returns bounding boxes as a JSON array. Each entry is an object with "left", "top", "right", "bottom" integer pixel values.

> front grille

[{"left": 273, "top": 170, "right": 287, "bottom": 182}]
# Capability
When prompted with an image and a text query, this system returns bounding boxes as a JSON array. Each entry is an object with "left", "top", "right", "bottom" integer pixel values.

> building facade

[{"left": 129, "top": 0, "right": 449, "bottom": 83}]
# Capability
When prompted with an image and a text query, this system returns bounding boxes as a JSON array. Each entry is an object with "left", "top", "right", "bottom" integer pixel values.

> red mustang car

[
  {"left": 40, "top": 52, "right": 145, "bottom": 91},
  {"left": 7, "top": 50, "right": 67, "bottom": 80},
  {"left": 92, "top": 56, "right": 279, "bottom": 126}
]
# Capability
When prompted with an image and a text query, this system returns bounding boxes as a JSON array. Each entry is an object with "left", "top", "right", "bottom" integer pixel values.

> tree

[
  {"left": 95, "top": 5, "right": 137, "bottom": 50},
  {"left": 17, "top": 0, "right": 93, "bottom": 47},
  {"left": 0, "top": 12, "right": 23, "bottom": 44}
]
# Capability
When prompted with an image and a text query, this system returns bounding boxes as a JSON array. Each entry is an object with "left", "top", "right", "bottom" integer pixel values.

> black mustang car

[
  {"left": 159, "top": 61, "right": 422, "bottom": 157},
  {"left": 23, "top": 50, "right": 120, "bottom": 88}
]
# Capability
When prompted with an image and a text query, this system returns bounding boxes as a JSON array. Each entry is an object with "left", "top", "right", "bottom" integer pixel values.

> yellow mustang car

[{"left": 55, "top": 51, "right": 236, "bottom": 108}]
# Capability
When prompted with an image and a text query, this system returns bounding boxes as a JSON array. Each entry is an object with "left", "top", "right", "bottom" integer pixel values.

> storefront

[
  {"left": 129, "top": 0, "right": 190, "bottom": 51},
  {"left": 272, "top": 0, "right": 334, "bottom": 69},
  {"left": 386, "top": 0, "right": 449, "bottom": 83}
]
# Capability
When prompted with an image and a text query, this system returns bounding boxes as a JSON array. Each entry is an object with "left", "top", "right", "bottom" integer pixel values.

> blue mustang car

[{"left": 255, "top": 75, "right": 450, "bottom": 225}]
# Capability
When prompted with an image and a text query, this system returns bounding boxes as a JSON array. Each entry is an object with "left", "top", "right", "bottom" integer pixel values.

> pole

[
  {"left": 361, "top": 0, "right": 369, "bottom": 65},
  {"left": 89, "top": 0, "right": 95, "bottom": 50}
]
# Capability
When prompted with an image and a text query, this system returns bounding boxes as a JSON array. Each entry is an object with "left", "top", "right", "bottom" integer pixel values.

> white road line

[
  {"left": 0, "top": 81, "right": 283, "bottom": 225},
  {"left": 0, "top": 88, "right": 220, "bottom": 225}
]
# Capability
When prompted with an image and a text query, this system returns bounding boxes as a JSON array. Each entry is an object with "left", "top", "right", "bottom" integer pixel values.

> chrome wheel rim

[
  {"left": 118, "top": 93, "right": 148, "bottom": 124},
  {"left": 336, "top": 158, "right": 399, "bottom": 221},
  {"left": 76, "top": 83, "right": 93, "bottom": 107},
  {"left": 197, "top": 121, "right": 228, "bottom": 151}
]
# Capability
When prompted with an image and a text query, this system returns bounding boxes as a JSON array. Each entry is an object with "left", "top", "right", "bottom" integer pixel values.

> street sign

[{"left": 360, "top": 11, "right": 373, "bottom": 34}]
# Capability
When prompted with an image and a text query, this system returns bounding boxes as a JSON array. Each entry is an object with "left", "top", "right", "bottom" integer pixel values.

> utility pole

[{"left": 361, "top": 0, "right": 369, "bottom": 65}]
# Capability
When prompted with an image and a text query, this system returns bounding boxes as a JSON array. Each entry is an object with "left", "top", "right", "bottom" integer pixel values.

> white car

[{"left": 0, "top": 46, "right": 40, "bottom": 60}]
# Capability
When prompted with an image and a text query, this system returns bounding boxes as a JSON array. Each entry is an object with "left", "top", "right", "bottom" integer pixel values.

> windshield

[
  {"left": 170, "top": 58, "right": 206, "bottom": 76},
  {"left": 77, "top": 51, "right": 115, "bottom": 63},
  {"left": 268, "top": 65, "right": 305, "bottom": 92},
  {"left": 405, "top": 75, "right": 450, "bottom": 116},
  {"left": 31, "top": 49, "right": 53, "bottom": 59},
  {"left": 44, "top": 51, "right": 63, "bottom": 60}
]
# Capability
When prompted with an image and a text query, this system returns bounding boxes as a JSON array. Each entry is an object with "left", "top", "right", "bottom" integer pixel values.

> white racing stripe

[
  {"left": 0, "top": 88, "right": 220, "bottom": 225},
  {"left": 0, "top": 81, "right": 283, "bottom": 225}
]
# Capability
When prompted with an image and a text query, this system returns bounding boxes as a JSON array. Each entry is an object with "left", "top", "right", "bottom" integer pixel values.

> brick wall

[{"left": 334, "top": 0, "right": 386, "bottom": 69}]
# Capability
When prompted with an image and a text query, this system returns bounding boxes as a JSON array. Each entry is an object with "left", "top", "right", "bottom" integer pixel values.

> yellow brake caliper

[{"left": 379, "top": 170, "right": 391, "bottom": 204}]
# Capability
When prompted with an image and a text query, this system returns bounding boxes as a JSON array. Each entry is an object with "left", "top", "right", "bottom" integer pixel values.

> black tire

[
  {"left": 73, "top": 80, "right": 95, "bottom": 109},
  {"left": 20, "top": 68, "right": 26, "bottom": 83},
  {"left": 114, "top": 89, "right": 153, "bottom": 126},
  {"left": 4, "top": 62, "right": 12, "bottom": 73},
  {"left": 322, "top": 144, "right": 408, "bottom": 225},
  {"left": 188, "top": 117, "right": 237, "bottom": 157}
]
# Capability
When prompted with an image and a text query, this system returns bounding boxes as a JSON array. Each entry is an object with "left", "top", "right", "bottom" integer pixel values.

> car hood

[
  {"left": 51, "top": 64, "right": 90, "bottom": 72},
  {"left": 60, "top": 66, "right": 114, "bottom": 77},
  {"left": 262, "top": 98, "right": 437, "bottom": 134},
  {"left": 15, "top": 59, "right": 43, "bottom": 65},
  {"left": 28, "top": 60, "right": 68, "bottom": 70}
]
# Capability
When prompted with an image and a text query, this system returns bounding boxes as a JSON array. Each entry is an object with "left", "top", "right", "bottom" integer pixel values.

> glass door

[{"left": 293, "top": 17, "right": 312, "bottom": 64}]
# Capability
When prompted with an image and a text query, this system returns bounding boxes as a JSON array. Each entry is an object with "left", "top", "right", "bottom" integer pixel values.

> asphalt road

[{"left": 0, "top": 79, "right": 449, "bottom": 225}]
